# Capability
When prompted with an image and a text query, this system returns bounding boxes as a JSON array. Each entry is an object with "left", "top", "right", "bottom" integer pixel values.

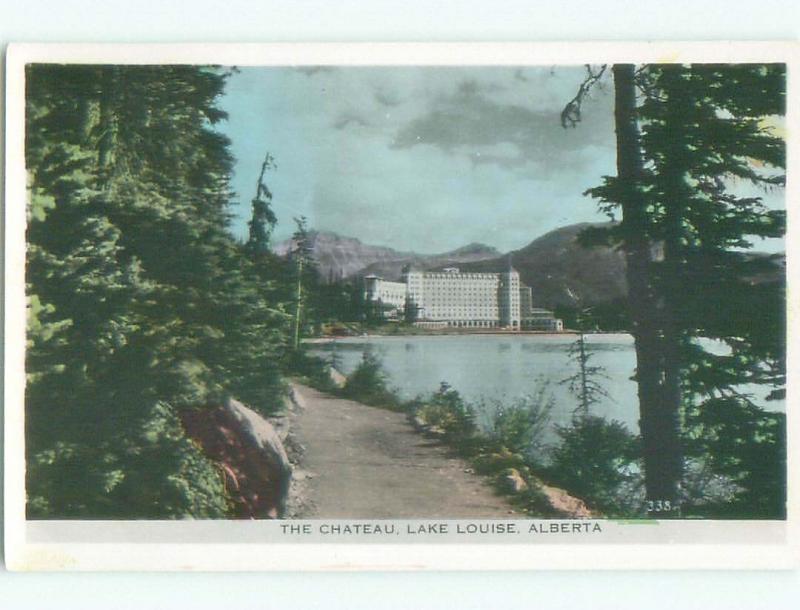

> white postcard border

[{"left": 5, "top": 41, "right": 800, "bottom": 571}]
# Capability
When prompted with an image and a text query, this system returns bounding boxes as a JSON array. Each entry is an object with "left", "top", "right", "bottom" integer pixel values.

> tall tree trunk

[
  {"left": 612, "top": 64, "right": 681, "bottom": 511},
  {"left": 578, "top": 332, "right": 589, "bottom": 416},
  {"left": 655, "top": 66, "right": 693, "bottom": 507}
]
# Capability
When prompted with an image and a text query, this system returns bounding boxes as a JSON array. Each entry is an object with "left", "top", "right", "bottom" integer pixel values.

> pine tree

[
  {"left": 289, "top": 216, "right": 319, "bottom": 349},
  {"left": 583, "top": 63, "right": 786, "bottom": 516},
  {"left": 640, "top": 64, "right": 786, "bottom": 517},
  {"left": 246, "top": 151, "right": 278, "bottom": 256},
  {"left": 560, "top": 310, "right": 611, "bottom": 419},
  {"left": 24, "top": 64, "right": 292, "bottom": 518}
]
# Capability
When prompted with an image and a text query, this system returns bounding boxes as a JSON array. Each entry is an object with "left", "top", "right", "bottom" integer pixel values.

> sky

[{"left": 218, "top": 66, "right": 785, "bottom": 254}]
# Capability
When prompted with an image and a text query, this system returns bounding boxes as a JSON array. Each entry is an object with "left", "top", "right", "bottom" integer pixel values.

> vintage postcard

[{"left": 4, "top": 42, "right": 799, "bottom": 570}]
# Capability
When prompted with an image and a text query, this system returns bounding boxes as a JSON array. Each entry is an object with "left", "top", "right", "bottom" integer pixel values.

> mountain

[
  {"left": 357, "top": 241, "right": 502, "bottom": 282},
  {"left": 276, "top": 225, "right": 784, "bottom": 310},
  {"left": 456, "top": 223, "right": 628, "bottom": 308},
  {"left": 274, "top": 231, "right": 501, "bottom": 282},
  {"left": 456, "top": 224, "right": 785, "bottom": 308}
]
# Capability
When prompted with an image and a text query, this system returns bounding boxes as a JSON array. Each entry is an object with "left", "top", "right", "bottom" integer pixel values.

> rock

[
  {"left": 288, "top": 384, "right": 307, "bottom": 410},
  {"left": 273, "top": 229, "right": 500, "bottom": 284},
  {"left": 410, "top": 415, "right": 428, "bottom": 431},
  {"left": 268, "top": 414, "right": 291, "bottom": 442},
  {"left": 539, "top": 483, "right": 594, "bottom": 519},
  {"left": 224, "top": 398, "right": 292, "bottom": 518},
  {"left": 281, "top": 393, "right": 296, "bottom": 413},
  {"left": 502, "top": 468, "right": 529, "bottom": 494},
  {"left": 329, "top": 367, "right": 347, "bottom": 388},
  {"left": 181, "top": 399, "right": 293, "bottom": 519}
]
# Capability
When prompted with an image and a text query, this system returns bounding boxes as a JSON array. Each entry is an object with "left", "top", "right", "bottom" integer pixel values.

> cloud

[
  {"left": 294, "top": 66, "right": 336, "bottom": 77},
  {"left": 374, "top": 88, "right": 403, "bottom": 107},
  {"left": 221, "top": 66, "right": 623, "bottom": 253},
  {"left": 333, "top": 112, "right": 372, "bottom": 130},
  {"left": 390, "top": 75, "right": 614, "bottom": 176}
]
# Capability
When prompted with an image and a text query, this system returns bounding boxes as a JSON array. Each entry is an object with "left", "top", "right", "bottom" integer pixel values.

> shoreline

[
  {"left": 304, "top": 330, "right": 630, "bottom": 344},
  {"left": 288, "top": 380, "right": 594, "bottom": 519}
]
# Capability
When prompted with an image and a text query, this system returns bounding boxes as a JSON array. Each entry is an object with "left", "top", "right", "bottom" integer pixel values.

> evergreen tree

[
  {"left": 403, "top": 298, "right": 420, "bottom": 325},
  {"left": 583, "top": 63, "right": 786, "bottom": 515},
  {"left": 25, "top": 64, "right": 292, "bottom": 518},
  {"left": 246, "top": 151, "right": 278, "bottom": 256},
  {"left": 560, "top": 326, "right": 610, "bottom": 419},
  {"left": 641, "top": 64, "right": 785, "bottom": 517},
  {"left": 289, "top": 216, "right": 319, "bottom": 348}
]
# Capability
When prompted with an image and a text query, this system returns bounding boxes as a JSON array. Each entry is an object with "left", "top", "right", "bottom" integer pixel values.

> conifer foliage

[
  {"left": 586, "top": 64, "right": 786, "bottom": 517},
  {"left": 25, "top": 65, "right": 290, "bottom": 518}
]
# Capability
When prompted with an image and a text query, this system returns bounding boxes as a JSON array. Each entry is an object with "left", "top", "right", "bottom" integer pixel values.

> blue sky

[{"left": 218, "top": 66, "right": 784, "bottom": 254}]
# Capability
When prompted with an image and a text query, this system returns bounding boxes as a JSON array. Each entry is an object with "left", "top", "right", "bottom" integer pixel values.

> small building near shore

[
  {"left": 522, "top": 308, "right": 564, "bottom": 332},
  {"left": 364, "top": 275, "right": 407, "bottom": 318}
]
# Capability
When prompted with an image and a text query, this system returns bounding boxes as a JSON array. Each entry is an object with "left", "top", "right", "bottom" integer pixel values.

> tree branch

[{"left": 561, "top": 64, "right": 608, "bottom": 128}]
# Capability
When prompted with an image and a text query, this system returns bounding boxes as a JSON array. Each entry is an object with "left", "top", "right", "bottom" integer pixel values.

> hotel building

[{"left": 364, "top": 266, "right": 563, "bottom": 331}]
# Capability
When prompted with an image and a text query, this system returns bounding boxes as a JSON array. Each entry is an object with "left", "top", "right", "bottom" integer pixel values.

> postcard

[{"left": 4, "top": 42, "right": 799, "bottom": 570}]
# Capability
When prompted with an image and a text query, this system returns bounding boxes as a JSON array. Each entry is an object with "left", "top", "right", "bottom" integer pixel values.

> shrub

[
  {"left": 682, "top": 397, "right": 786, "bottom": 519},
  {"left": 27, "top": 400, "right": 230, "bottom": 519},
  {"left": 546, "top": 415, "right": 642, "bottom": 516},
  {"left": 341, "top": 350, "right": 401, "bottom": 409},
  {"left": 472, "top": 446, "right": 528, "bottom": 476},
  {"left": 415, "top": 382, "right": 477, "bottom": 442},
  {"left": 485, "top": 386, "right": 554, "bottom": 461},
  {"left": 283, "top": 349, "right": 337, "bottom": 393}
]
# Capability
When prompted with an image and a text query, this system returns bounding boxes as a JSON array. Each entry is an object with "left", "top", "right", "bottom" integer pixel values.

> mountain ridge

[
  {"left": 275, "top": 224, "right": 784, "bottom": 309},
  {"left": 274, "top": 230, "right": 501, "bottom": 282}
]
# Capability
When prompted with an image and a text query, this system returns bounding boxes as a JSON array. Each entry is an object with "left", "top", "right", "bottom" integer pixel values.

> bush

[
  {"left": 27, "top": 400, "right": 230, "bottom": 519},
  {"left": 546, "top": 415, "right": 642, "bottom": 516},
  {"left": 682, "top": 397, "right": 786, "bottom": 519},
  {"left": 283, "top": 349, "right": 337, "bottom": 393},
  {"left": 341, "top": 350, "right": 401, "bottom": 409},
  {"left": 415, "top": 382, "right": 477, "bottom": 442},
  {"left": 485, "top": 386, "right": 554, "bottom": 461},
  {"left": 472, "top": 446, "right": 528, "bottom": 476}
]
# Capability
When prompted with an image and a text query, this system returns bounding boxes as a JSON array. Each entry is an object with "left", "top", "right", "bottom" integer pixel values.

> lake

[
  {"left": 311, "top": 333, "right": 784, "bottom": 441},
  {"left": 312, "top": 334, "right": 638, "bottom": 435}
]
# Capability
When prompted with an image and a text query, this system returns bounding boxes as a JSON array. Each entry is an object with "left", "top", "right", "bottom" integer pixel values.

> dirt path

[{"left": 286, "top": 382, "right": 518, "bottom": 519}]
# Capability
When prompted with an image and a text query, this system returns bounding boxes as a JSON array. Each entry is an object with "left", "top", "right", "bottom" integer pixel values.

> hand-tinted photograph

[{"left": 22, "top": 60, "right": 786, "bottom": 524}]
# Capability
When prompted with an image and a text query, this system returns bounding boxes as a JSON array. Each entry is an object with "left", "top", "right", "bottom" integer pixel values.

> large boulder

[{"left": 181, "top": 398, "right": 292, "bottom": 519}]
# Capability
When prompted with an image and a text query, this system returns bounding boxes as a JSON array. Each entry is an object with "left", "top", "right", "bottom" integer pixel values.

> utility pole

[
  {"left": 293, "top": 254, "right": 303, "bottom": 350},
  {"left": 291, "top": 215, "right": 310, "bottom": 351}
]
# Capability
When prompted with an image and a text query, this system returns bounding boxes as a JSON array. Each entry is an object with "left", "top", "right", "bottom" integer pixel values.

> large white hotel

[{"left": 364, "top": 266, "right": 564, "bottom": 331}]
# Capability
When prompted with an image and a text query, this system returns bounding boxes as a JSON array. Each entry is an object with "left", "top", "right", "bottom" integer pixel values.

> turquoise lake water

[{"left": 311, "top": 333, "right": 784, "bottom": 440}]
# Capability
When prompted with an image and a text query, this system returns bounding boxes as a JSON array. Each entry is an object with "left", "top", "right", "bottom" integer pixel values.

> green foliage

[
  {"left": 472, "top": 447, "right": 528, "bottom": 476},
  {"left": 314, "top": 280, "right": 366, "bottom": 325},
  {"left": 403, "top": 298, "right": 420, "bottom": 324},
  {"left": 683, "top": 397, "right": 786, "bottom": 519},
  {"left": 583, "top": 63, "right": 786, "bottom": 509},
  {"left": 554, "top": 299, "right": 630, "bottom": 332},
  {"left": 283, "top": 349, "right": 338, "bottom": 393},
  {"left": 25, "top": 64, "right": 294, "bottom": 518},
  {"left": 415, "top": 382, "right": 477, "bottom": 441},
  {"left": 485, "top": 388, "right": 553, "bottom": 460},
  {"left": 560, "top": 331, "right": 610, "bottom": 418},
  {"left": 246, "top": 151, "right": 278, "bottom": 256},
  {"left": 546, "top": 415, "right": 642, "bottom": 516},
  {"left": 340, "top": 351, "right": 401, "bottom": 409}
]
